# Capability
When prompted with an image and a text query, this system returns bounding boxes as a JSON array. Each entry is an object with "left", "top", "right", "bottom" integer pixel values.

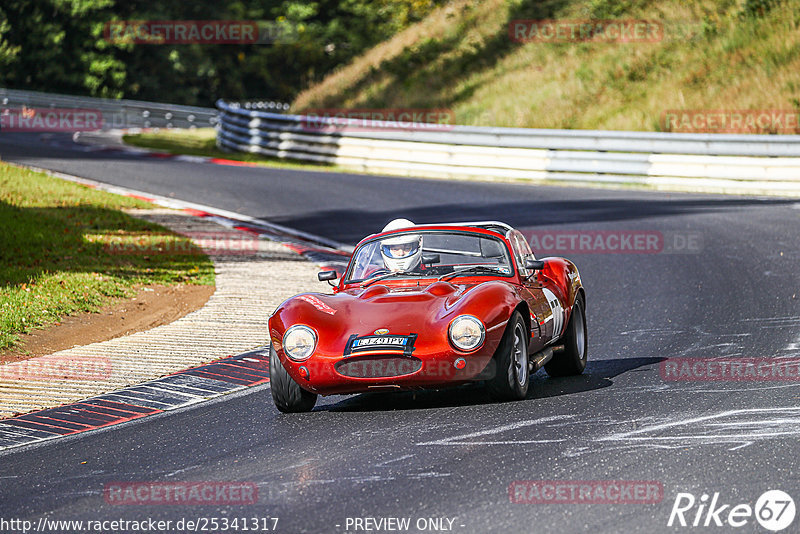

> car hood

[{"left": 269, "top": 280, "right": 520, "bottom": 348}]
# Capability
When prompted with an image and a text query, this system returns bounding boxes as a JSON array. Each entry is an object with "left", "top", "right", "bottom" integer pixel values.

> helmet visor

[{"left": 381, "top": 242, "right": 419, "bottom": 259}]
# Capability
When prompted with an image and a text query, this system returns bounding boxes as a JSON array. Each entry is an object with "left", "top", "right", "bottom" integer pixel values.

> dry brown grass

[
  {"left": 293, "top": 0, "right": 506, "bottom": 110},
  {"left": 293, "top": 0, "right": 800, "bottom": 132}
]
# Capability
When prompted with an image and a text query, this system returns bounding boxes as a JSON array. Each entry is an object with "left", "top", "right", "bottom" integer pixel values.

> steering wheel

[{"left": 365, "top": 267, "right": 389, "bottom": 277}]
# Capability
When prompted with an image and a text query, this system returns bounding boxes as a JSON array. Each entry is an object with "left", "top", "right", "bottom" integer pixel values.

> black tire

[
  {"left": 269, "top": 345, "right": 317, "bottom": 413},
  {"left": 486, "top": 311, "right": 530, "bottom": 401},
  {"left": 545, "top": 293, "right": 587, "bottom": 377}
]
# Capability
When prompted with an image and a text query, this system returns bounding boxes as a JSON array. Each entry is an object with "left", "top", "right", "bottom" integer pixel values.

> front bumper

[{"left": 279, "top": 348, "right": 496, "bottom": 395}]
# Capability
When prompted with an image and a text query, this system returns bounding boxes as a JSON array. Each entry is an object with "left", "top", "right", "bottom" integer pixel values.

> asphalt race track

[{"left": 2, "top": 132, "right": 800, "bottom": 533}]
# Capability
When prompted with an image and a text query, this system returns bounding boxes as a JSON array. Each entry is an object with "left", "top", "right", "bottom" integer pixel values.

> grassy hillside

[{"left": 293, "top": 0, "right": 800, "bottom": 132}]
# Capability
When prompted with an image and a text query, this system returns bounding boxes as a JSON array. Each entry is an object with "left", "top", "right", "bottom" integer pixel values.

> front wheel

[
  {"left": 545, "top": 293, "right": 587, "bottom": 377},
  {"left": 269, "top": 346, "right": 317, "bottom": 413},
  {"left": 486, "top": 311, "right": 529, "bottom": 401}
]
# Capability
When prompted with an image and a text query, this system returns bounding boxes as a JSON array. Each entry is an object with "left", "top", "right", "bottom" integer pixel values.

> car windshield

[{"left": 345, "top": 230, "right": 514, "bottom": 283}]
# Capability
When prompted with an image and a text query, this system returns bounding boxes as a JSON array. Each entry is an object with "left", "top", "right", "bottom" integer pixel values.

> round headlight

[
  {"left": 283, "top": 325, "right": 317, "bottom": 361},
  {"left": 448, "top": 315, "right": 485, "bottom": 351}
]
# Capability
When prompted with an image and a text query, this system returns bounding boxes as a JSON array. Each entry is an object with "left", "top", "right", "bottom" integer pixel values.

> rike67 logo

[{"left": 668, "top": 490, "right": 795, "bottom": 531}]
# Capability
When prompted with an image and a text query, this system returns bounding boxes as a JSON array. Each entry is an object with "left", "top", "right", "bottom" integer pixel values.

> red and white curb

[
  {"left": 0, "top": 349, "right": 270, "bottom": 452},
  {"left": 0, "top": 163, "right": 352, "bottom": 452},
  {"left": 69, "top": 130, "right": 283, "bottom": 169}
]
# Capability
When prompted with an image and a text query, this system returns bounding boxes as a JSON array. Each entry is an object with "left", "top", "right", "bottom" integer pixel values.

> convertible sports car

[{"left": 268, "top": 220, "right": 586, "bottom": 412}]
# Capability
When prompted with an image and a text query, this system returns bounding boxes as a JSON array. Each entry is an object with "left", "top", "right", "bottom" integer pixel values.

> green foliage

[
  {"left": 0, "top": 15, "right": 21, "bottom": 68},
  {"left": 0, "top": 0, "right": 446, "bottom": 106},
  {"left": 0, "top": 0, "right": 126, "bottom": 98},
  {"left": 739, "top": 0, "right": 783, "bottom": 18},
  {"left": 587, "top": 0, "right": 634, "bottom": 19}
]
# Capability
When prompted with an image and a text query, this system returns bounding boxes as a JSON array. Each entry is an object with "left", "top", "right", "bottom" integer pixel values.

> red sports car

[{"left": 268, "top": 220, "right": 586, "bottom": 412}]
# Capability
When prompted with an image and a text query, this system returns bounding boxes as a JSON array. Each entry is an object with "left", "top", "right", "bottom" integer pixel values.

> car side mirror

[
  {"left": 318, "top": 270, "right": 338, "bottom": 286},
  {"left": 422, "top": 253, "right": 440, "bottom": 265},
  {"left": 525, "top": 259, "right": 545, "bottom": 271}
]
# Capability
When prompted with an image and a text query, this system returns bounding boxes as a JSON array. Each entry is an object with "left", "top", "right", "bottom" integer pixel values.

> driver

[{"left": 380, "top": 219, "right": 423, "bottom": 272}]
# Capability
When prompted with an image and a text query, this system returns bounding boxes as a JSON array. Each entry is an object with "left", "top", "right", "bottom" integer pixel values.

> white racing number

[{"left": 542, "top": 288, "right": 564, "bottom": 337}]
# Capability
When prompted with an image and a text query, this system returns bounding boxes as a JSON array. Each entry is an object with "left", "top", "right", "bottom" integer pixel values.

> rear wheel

[
  {"left": 269, "top": 345, "right": 317, "bottom": 413},
  {"left": 487, "top": 311, "right": 529, "bottom": 401},
  {"left": 545, "top": 293, "right": 587, "bottom": 377}
]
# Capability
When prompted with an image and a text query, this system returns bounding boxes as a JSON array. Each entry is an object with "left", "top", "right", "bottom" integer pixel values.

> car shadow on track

[
  {"left": 263, "top": 197, "right": 798, "bottom": 246},
  {"left": 316, "top": 356, "right": 664, "bottom": 412}
]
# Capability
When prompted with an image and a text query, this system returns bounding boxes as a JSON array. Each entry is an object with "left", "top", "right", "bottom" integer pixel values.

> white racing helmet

[{"left": 380, "top": 218, "right": 422, "bottom": 272}]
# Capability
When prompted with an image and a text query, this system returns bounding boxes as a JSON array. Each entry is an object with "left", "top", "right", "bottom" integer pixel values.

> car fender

[{"left": 540, "top": 257, "right": 584, "bottom": 328}]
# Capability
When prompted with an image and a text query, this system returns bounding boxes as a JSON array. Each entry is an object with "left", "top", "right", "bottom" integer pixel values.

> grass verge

[
  {"left": 123, "top": 128, "right": 348, "bottom": 173},
  {"left": 0, "top": 161, "right": 214, "bottom": 351},
  {"left": 293, "top": 0, "right": 800, "bottom": 133}
]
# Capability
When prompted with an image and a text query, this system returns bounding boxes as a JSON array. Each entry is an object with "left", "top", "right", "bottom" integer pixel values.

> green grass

[
  {"left": 0, "top": 162, "right": 214, "bottom": 351},
  {"left": 123, "top": 129, "right": 346, "bottom": 172},
  {"left": 293, "top": 0, "right": 800, "bottom": 132},
  {"left": 123, "top": 129, "right": 241, "bottom": 160}
]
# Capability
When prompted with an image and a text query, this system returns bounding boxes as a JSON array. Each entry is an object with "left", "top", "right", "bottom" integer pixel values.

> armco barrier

[
  {"left": 1, "top": 88, "right": 218, "bottom": 130},
  {"left": 216, "top": 100, "right": 800, "bottom": 195}
]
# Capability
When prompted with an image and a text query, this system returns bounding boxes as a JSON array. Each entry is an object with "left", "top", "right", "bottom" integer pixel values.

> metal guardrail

[
  {"left": 236, "top": 101, "right": 291, "bottom": 112},
  {"left": 216, "top": 99, "right": 800, "bottom": 195},
  {"left": 1, "top": 88, "right": 218, "bottom": 130}
]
